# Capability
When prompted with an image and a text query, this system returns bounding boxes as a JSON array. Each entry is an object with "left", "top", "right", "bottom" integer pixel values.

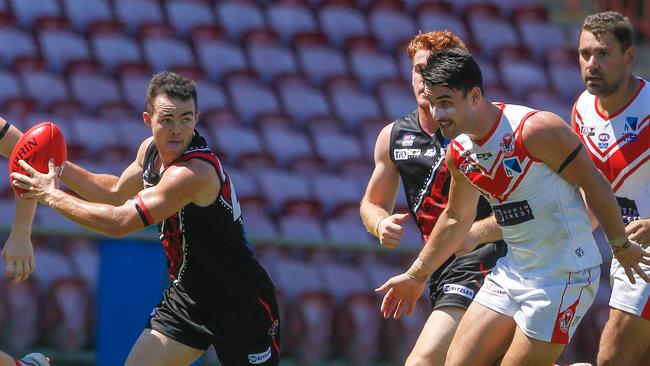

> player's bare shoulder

[
  {"left": 522, "top": 111, "right": 574, "bottom": 146},
  {"left": 374, "top": 122, "right": 395, "bottom": 162},
  {"left": 134, "top": 136, "right": 155, "bottom": 167},
  {"left": 164, "top": 158, "right": 220, "bottom": 206}
]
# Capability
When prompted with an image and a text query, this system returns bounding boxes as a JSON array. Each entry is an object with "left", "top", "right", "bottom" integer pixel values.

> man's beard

[{"left": 585, "top": 74, "right": 623, "bottom": 97}]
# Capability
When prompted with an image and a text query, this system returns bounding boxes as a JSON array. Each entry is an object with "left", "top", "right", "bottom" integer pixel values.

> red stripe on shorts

[
  {"left": 551, "top": 273, "right": 572, "bottom": 344},
  {"left": 258, "top": 296, "right": 281, "bottom": 355},
  {"left": 641, "top": 293, "right": 650, "bottom": 320},
  {"left": 551, "top": 270, "right": 592, "bottom": 344}
]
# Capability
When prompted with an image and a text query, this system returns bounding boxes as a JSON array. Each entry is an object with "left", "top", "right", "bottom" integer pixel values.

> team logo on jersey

[
  {"left": 575, "top": 247, "right": 584, "bottom": 257},
  {"left": 476, "top": 152, "right": 493, "bottom": 160},
  {"left": 597, "top": 133, "right": 610, "bottom": 148},
  {"left": 623, "top": 117, "right": 639, "bottom": 141},
  {"left": 460, "top": 161, "right": 481, "bottom": 174},
  {"left": 625, "top": 116, "right": 638, "bottom": 131},
  {"left": 559, "top": 308, "right": 574, "bottom": 334},
  {"left": 499, "top": 133, "right": 515, "bottom": 157},
  {"left": 401, "top": 133, "right": 416, "bottom": 147},
  {"left": 502, "top": 157, "right": 522, "bottom": 177},
  {"left": 580, "top": 125, "right": 595, "bottom": 136}
]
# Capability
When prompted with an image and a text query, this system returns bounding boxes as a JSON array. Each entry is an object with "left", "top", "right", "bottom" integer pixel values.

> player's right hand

[
  {"left": 375, "top": 273, "right": 425, "bottom": 319},
  {"left": 614, "top": 239, "right": 650, "bottom": 284},
  {"left": 377, "top": 213, "right": 410, "bottom": 249}
]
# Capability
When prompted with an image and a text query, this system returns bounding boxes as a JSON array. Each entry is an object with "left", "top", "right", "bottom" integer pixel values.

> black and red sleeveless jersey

[
  {"left": 389, "top": 110, "right": 492, "bottom": 241},
  {"left": 142, "top": 130, "right": 274, "bottom": 304}
]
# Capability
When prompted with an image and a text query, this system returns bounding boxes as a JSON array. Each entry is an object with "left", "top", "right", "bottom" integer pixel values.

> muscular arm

[
  {"left": 15, "top": 158, "right": 219, "bottom": 238},
  {"left": 360, "top": 123, "right": 412, "bottom": 248},
  {"left": 360, "top": 123, "right": 400, "bottom": 235},
  {"left": 59, "top": 137, "right": 152, "bottom": 205},
  {"left": 524, "top": 111, "right": 650, "bottom": 282},
  {"left": 375, "top": 148, "right": 481, "bottom": 318},
  {"left": 524, "top": 111, "right": 625, "bottom": 242},
  {"left": 570, "top": 106, "right": 600, "bottom": 230}
]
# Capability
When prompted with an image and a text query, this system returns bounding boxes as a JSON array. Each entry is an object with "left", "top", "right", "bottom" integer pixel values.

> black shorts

[
  {"left": 147, "top": 281, "right": 281, "bottom": 365},
  {"left": 427, "top": 241, "right": 507, "bottom": 310}
]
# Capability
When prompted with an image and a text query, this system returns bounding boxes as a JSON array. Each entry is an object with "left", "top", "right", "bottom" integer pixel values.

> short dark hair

[
  {"left": 146, "top": 71, "right": 198, "bottom": 114},
  {"left": 582, "top": 11, "right": 634, "bottom": 51},
  {"left": 420, "top": 48, "right": 484, "bottom": 96}
]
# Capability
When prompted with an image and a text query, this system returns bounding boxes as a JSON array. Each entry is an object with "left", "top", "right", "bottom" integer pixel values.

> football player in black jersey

[
  {"left": 12, "top": 72, "right": 280, "bottom": 366},
  {"left": 360, "top": 31, "right": 505, "bottom": 365}
]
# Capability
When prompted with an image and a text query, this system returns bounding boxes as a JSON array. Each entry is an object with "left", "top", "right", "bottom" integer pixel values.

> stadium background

[{"left": 0, "top": 0, "right": 647, "bottom": 365}]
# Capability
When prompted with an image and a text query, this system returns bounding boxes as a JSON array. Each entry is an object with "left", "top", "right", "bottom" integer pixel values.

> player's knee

[
  {"left": 406, "top": 341, "right": 451, "bottom": 366},
  {"left": 405, "top": 352, "right": 434, "bottom": 366}
]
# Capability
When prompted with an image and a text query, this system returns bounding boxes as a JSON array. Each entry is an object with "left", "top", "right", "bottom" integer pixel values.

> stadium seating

[{"left": 0, "top": 0, "right": 613, "bottom": 362}]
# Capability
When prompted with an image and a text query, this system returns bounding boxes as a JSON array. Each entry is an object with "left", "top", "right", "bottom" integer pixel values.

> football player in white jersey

[
  {"left": 376, "top": 48, "right": 650, "bottom": 365},
  {"left": 573, "top": 11, "right": 650, "bottom": 366}
]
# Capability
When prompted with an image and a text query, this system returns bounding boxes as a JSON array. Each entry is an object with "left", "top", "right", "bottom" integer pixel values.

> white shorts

[
  {"left": 609, "top": 258, "right": 650, "bottom": 319},
  {"left": 474, "top": 264, "right": 600, "bottom": 344}
]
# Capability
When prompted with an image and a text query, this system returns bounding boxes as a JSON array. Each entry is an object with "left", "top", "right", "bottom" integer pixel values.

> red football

[{"left": 9, "top": 122, "right": 67, "bottom": 195}]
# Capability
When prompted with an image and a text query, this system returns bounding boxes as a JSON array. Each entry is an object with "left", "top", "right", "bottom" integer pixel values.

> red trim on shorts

[
  {"left": 551, "top": 273, "right": 572, "bottom": 344},
  {"left": 641, "top": 294, "right": 650, "bottom": 320},
  {"left": 479, "top": 263, "right": 489, "bottom": 276},
  {"left": 15, "top": 360, "right": 20, "bottom": 366},
  {"left": 257, "top": 296, "right": 281, "bottom": 355},
  {"left": 135, "top": 194, "right": 154, "bottom": 225},
  {"left": 551, "top": 270, "right": 593, "bottom": 344}
]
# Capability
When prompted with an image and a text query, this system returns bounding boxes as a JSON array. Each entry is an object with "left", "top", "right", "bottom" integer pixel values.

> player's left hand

[
  {"left": 626, "top": 219, "right": 650, "bottom": 248},
  {"left": 11, "top": 159, "right": 60, "bottom": 203},
  {"left": 375, "top": 273, "right": 425, "bottom": 319},
  {"left": 2, "top": 232, "right": 34, "bottom": 283},
  {"left": 613, "top": 239, "right": 650, "bottom": 284}
]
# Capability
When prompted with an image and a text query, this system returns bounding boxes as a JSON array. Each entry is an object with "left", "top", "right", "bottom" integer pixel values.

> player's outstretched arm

[
  {"left": 360, "top": 123, "right": 410, "bottom": 248},
  {"left": 0, "top": 118, "right": 37, "bottom": 283},
  {"left": 523, "top": 111, "right": 650, "bottom": 283},
  {"left": 375, "top": 148, "right": 480, "bottom": 319},
  {"left": 12, "top": 157, "right": 219, "bottom": 238},
  {"left": 59, "top": 137, "right": 153, "bottom": 205}
]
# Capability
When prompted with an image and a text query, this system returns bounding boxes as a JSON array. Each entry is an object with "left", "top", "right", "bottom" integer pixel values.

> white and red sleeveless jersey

[
  {"left": 573, "top": 79, "right": 650, "bottom": 223},
  {"left": 450, "top": 103, "right": 602, "bottom": 277}
]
